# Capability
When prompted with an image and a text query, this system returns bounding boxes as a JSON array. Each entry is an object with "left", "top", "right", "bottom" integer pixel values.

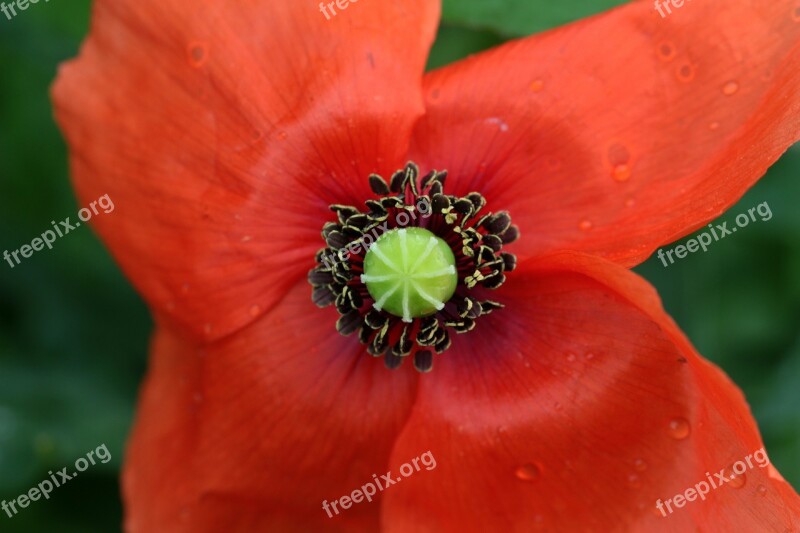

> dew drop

[
  {"left": 628, "top": 473, "right": 642, "bottom": 489},
  {"left": 249, "top": 305, "right": 261, "bottom": 317},
  {"left": 708, "top": 121, "right": 720, "bottom": 131},
  {"left": 515, "top": 463, "right": 541, "bottom": 481},
  {"left": 757, "top": 484, "right": 768, "bottom": 496},
  {"left": 625, "top": 197, "right": 636, "bottom": 208},
  {"left": 187, "top": 42, "right": 208, "bottom": 68},
  {"left": 675, "top": 62, "right": 696, "bottom": 83},
  {"left": 724, "top": 466, "right": 746, "bottom": 488},
  {"left": 530, "top": 79, "right": 545, "bottom": 92},
  {"left": 722, "top": 81, "right": 739, "bottom": 96},
  {"left": 668, "top": 418, "right": 691, "bottom": 440},
  {"left": 612, "top": 164, "right": 632, "bottom": 182},
  {"left": 566, "top": 352, "right": 577, "bottom": 363},
  {"left": 607, "top": 142, "right": 632, "bottom": 182},
  {"left": 585, "top": 352, "right": 595, "bottom": 360},
  {"left": 578, "top": 219, "right": 593, "bottom": 231},
  {"left": 634, "top": 458, "right": 648, "bottom": 472},
  {"left": 485, "top": 117, "right": 510, "bottom": 132},
  {"left": 277, "top": 131, "right": 288, "bottom": 141},
  {"left": 656, "top": 41, "right": 677, "bottom": 62}
]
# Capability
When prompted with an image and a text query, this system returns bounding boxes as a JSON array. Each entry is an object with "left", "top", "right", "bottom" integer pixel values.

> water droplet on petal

[
  {"left": 566, "top": 353, "right": 577, "bottom": 362},
  {"left": 277, "top": 131, "right": 288, "bottom": 141},
  {"left": 249, "top": 305, "right": 261, "bottom": 317},
  {"left": 634, "top": 458, "right": 648, "bottom": 472},
  {"left": 625, "top": 197, "right": 636, "bottom": 208},
  {"left": 628, "top": 473, "right": 642, "bottom": 489},
  {"left": 203, "top": 323, "right": 213, "bottom": 335},
  {"left": 668, "top": 418, "right": 691, "bottom": 440},
  {"left": 709, "top": 121, "right": 720, "bottom": 131},
  {"left": 579, "top": 219, "right": 593, "bottom": 231},
  {"left": 607, "top": 143, "right": 633, "bottom": 182},
  {"left": 485, "top": 117, "right": 509, "bottom": 132},
  {"left": 585, "top": 352, "right": 595, "bottom": 360},
  {"left": 530, "top": 79, "right": 545, "bottom": 92},
  {"left": 515, "top": 463, "right": 541, "bottom": 481},
  {"left": 656, "top": 41, "right": 677, "bottom": 62},
  {"left": 612, "top": 164, "right": 632, "bottom": 182},
  {"left": 675, "top": 62, "right": 696, "bottom": 83},
  {"left": 187, "top": 42, "right": 208, "bottom": 68},
  {"left": 722, "top": 81, "right": 739, "bottom": 96},
  {"left": 757, "top": 484, "right": 768, "bottom": 496},
  {"left": 724, "top": 466, "right": 746, "bottom": 488}
]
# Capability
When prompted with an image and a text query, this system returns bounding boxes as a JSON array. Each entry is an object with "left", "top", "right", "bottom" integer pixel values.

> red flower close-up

[{"left": 51, "top": 0, "right": 800, "bottom": 531}]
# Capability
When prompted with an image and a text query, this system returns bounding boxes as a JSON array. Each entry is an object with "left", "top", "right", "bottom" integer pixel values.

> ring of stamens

[{"left": 308, "top": 162, "right": 519, "bottom": 373}]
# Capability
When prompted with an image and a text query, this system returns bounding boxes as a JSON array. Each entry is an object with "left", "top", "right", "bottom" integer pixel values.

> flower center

[
  {"left": 308, "top": 162, "right": 518, "bottom": 373},
  {"left": 362, "top": 228, "right": 458, "bottom": 322}
]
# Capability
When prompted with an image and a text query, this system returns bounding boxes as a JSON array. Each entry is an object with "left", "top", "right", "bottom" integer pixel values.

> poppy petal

[
  {"left": 381, "top": 252, "right": 800, "bottom": 531},
  {"left": 52, "top": 0, "right": 440, "bottom": 341},
  {"left": 122, "top": 279, "right": 419, "bottom": 531},
  {"left": 410, "top": 0, "right": 800, "bottom": 266}
]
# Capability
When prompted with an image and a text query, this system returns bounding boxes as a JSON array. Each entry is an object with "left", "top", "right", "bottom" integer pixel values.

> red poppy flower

[{"left": 52, "top": 0, "right": 800, "bottom": 531}]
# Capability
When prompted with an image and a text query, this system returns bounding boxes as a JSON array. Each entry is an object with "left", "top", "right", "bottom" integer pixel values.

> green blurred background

[{"left": 0, "top": 1, "right": 797, "bottom": 530}]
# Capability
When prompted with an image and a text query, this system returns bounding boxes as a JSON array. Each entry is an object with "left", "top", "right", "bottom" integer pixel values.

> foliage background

[{"left": 0, "top": 1, "right": 797, "bottom": 530}]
